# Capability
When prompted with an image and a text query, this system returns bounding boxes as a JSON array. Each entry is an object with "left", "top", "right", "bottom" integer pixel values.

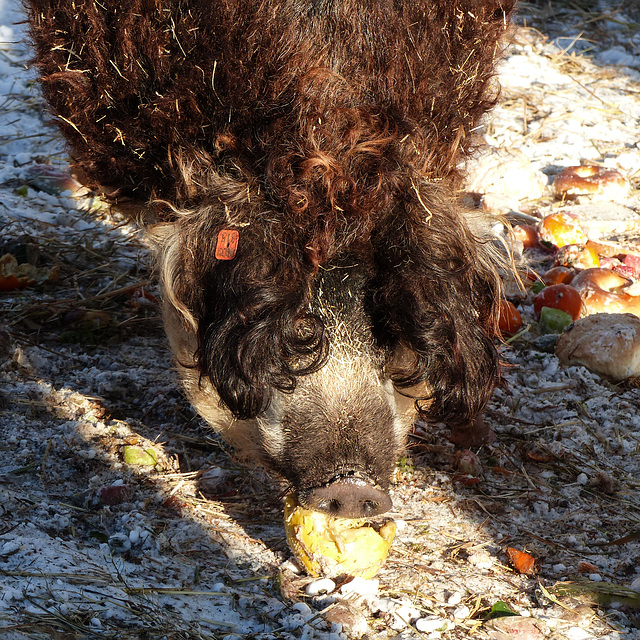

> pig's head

[
  {"left": 156, "top": 189, "right": 503, "bottom": 519},
  {"left": 163, "top": 258, "right": 409, "bottom": 518},
  {"left": 246, "top": 266, "right": 406, "bottom": 518}
]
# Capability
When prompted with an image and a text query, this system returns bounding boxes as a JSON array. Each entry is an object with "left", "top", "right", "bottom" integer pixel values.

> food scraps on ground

[
  {"left": 542, "top": 266, "right": 574, "bottom": 286},
  {"left": 618, "top": 254, "right": 640, "bottom": 279},
  {"left": 0, "top": 253, "right": 58, "bottom": 291},
  {"left": 553, "top": 165, "right": 629, "bottom": 201},
  {"left": 512, "top": 223, "right": 539, "bottom": 249},
  {"left": 24, "top": 163, "right": 86, "bottom": 197},
  {"left": 533, "top": 283, "right": 583, "bottom": 321},
  {"left": 498, "top": 299, "right": 522, "bottom": 336},
  {"left": 538, "top": 212, "right": 587, "bottom": 249},
  {"left": 571, "top": 268, "right": 640, "bottom": 317},
  {"left": 539, "top": 307, "right": 573, "bottom": 334},
  {"left": 284, "top": 496, "right": 396, "bottom": 579},
  {"left": 123, "top": 445, "right": 159, "bottom": 467},
  {"left": 554, "top": 244, "right": 600, "bottom": 270},
  {"left": 555, "top": 313, "right": 640, "bottom": 381},
  {"left": 505, "top": 547, "right": 538, "bottom": 576}
]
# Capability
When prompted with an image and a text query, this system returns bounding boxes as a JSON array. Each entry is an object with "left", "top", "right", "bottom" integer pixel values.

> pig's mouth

[{"left": 296, "top": 472, "right": 392, "bottom": 519}]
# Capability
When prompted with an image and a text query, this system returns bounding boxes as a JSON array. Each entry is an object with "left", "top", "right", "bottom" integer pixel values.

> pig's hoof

[{"left": 284, "top": 496, "right": 396, "bottom": 579}]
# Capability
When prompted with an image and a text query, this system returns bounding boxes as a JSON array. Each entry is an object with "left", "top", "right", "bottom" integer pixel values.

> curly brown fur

[{"left": 27, "top": 0, "right": 516, "bottom": 510}]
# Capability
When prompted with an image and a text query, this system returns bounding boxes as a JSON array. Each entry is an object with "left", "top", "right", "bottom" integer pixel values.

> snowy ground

[{"left": 1, "top": 1, "right": 640, "bottom": 639}]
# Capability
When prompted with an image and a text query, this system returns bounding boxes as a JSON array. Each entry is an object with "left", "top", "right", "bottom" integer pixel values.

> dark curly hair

[{"left": 28, "top": 0, "right": 515, "bottom": 431}]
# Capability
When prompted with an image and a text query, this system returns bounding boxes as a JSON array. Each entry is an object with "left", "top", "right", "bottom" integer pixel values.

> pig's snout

[{"left": 299, "top": 476, "right": 392, "bottom": 519}]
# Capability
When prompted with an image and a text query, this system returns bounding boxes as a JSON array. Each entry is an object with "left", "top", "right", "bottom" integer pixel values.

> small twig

[{"left": 39, "top": 438, "right": 52, "bottom": 488}]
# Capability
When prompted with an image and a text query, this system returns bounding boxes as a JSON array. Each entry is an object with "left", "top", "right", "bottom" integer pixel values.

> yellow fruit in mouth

[{"left": 284, "top": 496, "right": 396, "bottom": 579}]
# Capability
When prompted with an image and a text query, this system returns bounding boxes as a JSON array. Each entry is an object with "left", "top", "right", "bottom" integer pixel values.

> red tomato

[
  {"left": 0, "top": 275, "right": 25, "bottom": 291},
  {"left": 533, "top": 284, "right": 582, "bottom": 321},
  {"left": 498, "top": 299, "right": 522, "bottom": 336}
]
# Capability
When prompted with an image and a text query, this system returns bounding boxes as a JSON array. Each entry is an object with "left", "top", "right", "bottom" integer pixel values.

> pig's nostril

[
  {"left": 300, "top": 478, "right": 392, "bottom": 519},
  {"left": 328, "top": 499, "right": 342, "bottom": 515}
]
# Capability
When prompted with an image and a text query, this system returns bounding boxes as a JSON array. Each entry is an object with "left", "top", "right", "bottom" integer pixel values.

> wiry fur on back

[{"left": 28, "top": 0, "right": 516, "bottom": 431}]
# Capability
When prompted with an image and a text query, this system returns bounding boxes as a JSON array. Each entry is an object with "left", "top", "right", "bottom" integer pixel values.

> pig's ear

[
  {"left": 370, "top": 188, "right": 502, "bottom": 428},
  {"left": 156, "top": 215, "right": 328, "bottom": 420}
]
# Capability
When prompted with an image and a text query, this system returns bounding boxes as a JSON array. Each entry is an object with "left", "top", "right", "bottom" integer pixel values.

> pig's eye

[
  {"left": 294, "top": 317, "right": 315, "bottom": 341},
  {"left": 292, "top": 315, "right": 324, "bottom": 350}
]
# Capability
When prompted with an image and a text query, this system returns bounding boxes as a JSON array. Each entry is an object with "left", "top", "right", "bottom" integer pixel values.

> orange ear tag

[{"left": 215, "top": 229, "right": 239, "bottom": 260}]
